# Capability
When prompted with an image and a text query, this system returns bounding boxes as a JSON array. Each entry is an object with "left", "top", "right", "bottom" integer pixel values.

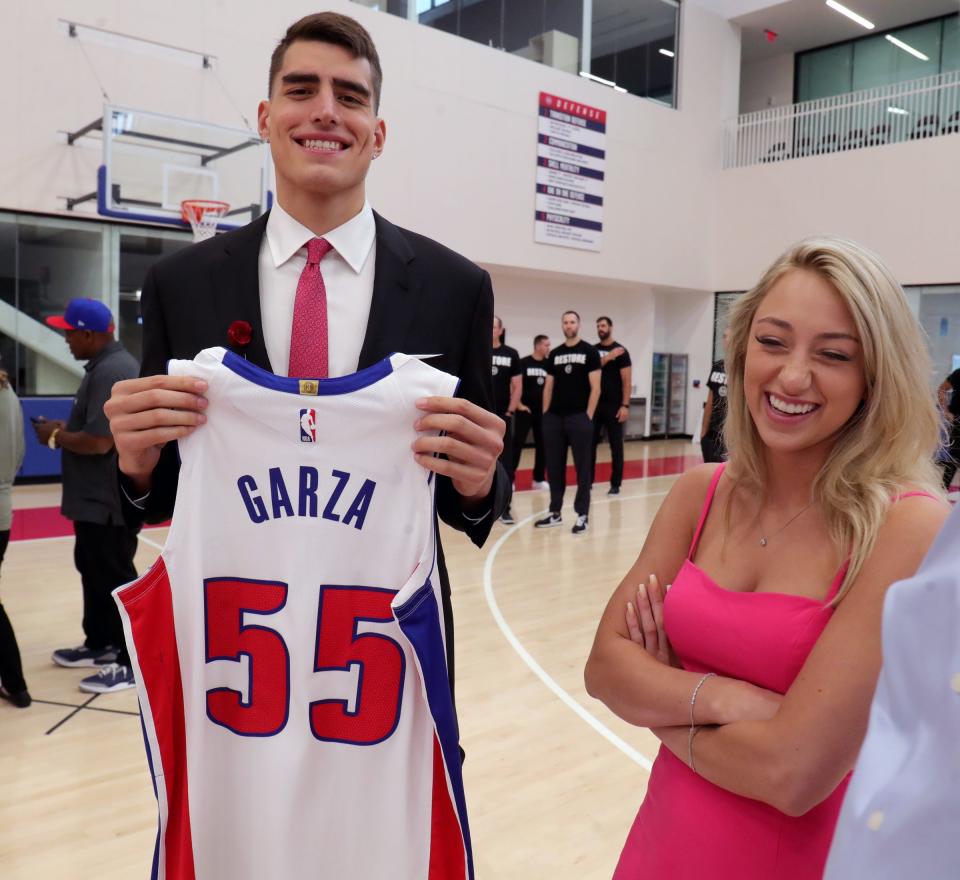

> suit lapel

[
  {"left": 357, "top": 212, "right": 418, "bottom": 369},
  {"left": 211, "top": 213, "right": 273, "bottom": 371}
]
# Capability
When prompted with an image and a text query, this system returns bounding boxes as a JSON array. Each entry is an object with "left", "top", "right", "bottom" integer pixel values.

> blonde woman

[
  {"left": 585, "top": 237, "right": 947, "bottom": 879},
  {"left": 0, "top": 362, "right": 29, "bottom": 708}
]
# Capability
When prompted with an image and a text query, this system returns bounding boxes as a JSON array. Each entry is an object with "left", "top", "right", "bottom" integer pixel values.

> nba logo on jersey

[{"left": 299, "top": 408, "right": 317, "bottom": 442}]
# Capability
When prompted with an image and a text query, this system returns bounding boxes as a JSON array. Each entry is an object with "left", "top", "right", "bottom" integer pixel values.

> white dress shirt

[
  {"left": 259, "top": 200, "right": 377, "bottom": 377},
  {"left": 824, "top": 502, "right": 960, "bottom": 879}
]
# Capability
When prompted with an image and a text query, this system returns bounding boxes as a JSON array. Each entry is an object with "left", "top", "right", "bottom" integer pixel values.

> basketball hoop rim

[{"left": 180, "top": 199, "right": 231, "bottom": 223}]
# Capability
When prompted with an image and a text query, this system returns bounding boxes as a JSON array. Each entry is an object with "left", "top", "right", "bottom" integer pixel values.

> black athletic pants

[
  {"left": 700, "top": 431, "right": 727, "bottom": 464},
  {"left": 74, "top": 521, "right": 138, "bottom": 665},
  {"left": 543, "top": 411, "right": 594, "bottom": 517},
  {"left": 511, "top": 409, "right": 546, "bottom": 484},
  {"left": 591, "top": 406, "right": 625, "bottom": 489},
  {"left": 0, "top": 530, "right": 28, "bottom": 694}
]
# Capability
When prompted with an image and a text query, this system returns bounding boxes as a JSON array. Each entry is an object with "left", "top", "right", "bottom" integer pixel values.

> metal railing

[{"left": 724, "top": 70, "right": 960, "bottom": 169}]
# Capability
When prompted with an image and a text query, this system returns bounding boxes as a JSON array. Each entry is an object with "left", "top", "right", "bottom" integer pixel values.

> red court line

[
  {"left": 10, "top": 507, "right": 169, "bottom": 542},
  {"left": 512, "top": 454, "right": 703, "bottom": 491},
  {"left": 11, "top": 455, "right": 703, "bottom": 542}
]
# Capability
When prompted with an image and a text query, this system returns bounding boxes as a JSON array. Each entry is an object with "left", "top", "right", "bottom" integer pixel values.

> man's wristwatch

[{"left": 48, "top": 428, "right": 60, "bottom": 450}]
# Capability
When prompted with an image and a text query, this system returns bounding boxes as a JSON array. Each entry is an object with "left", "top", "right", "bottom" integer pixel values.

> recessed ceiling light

[
  {"left": 825, "top": 1, "right": 875, "bottom": 30},
  {"left": 885, "top": 34, "right": 930, "bottom": 62}
]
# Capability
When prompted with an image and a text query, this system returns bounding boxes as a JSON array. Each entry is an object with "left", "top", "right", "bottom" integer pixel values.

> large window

[
  {"left": 0, "top": 212, "right": 192, "bottom": 396},
  {"left": 796, "top": 13, "right": 959, "bottom": 103},
  {"left": 352, "top": 0, "right": 681, "bottom": 107}
]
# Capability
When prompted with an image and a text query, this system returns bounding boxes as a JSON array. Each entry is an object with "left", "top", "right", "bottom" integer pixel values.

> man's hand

[
  {"left": 412, "top": 397, "right": 505, "bottom": 501},
  {"left": 104, "top": 375, "right": 209, "bottom": 494},
  {"left": 32, "top": 418, "right": 65, "bottom": 445}
]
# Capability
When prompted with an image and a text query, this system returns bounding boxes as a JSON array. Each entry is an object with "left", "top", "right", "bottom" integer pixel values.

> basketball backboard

[{"left": 94, "top": 104, "right": 272, "bottom": 230}]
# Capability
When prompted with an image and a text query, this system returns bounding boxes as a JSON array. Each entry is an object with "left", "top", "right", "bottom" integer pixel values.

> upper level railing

[{"left": 724, "top": 70, "right": 960, "bottom": 169}]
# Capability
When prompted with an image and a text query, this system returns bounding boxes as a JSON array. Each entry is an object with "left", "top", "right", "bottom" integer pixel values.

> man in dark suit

[{"left": 105, "top": 12, "right": 507, "bottom": 695}]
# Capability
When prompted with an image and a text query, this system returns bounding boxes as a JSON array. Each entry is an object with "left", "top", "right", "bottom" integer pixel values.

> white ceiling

[{"left": 735, "top": 0, "right": 960, "bottom": 62}]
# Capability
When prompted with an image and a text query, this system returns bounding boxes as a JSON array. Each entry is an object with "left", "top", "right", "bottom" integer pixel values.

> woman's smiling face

[{"left": 744, "top": 268, "right": 867, "bottom": 457}]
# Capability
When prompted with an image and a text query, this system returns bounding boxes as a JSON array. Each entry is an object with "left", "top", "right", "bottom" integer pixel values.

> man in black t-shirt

[
  {"left": 535, "top": 311, "right": 601, "bottom": 535},
  {"left": 937, "top": 368, "right": 960, "bottom": 489},
  {"left": 512, "top": 334, "right": 551, "bottom": 492},
  {"left": 492, "top": 316, "right": 522, "bottom": 522},
  {"left": 700, "top": 358, "right": 728, "bottom": 463},
  {"left": 592, "top": 317, "right": 632, "bottom": 495}
]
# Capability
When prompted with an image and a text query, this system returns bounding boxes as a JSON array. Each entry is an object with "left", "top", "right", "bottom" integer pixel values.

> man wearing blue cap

[{"left": 33, "top": 298, "right": 140, "bottom": 693}]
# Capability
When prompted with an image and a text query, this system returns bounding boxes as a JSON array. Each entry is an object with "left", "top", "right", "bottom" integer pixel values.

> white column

[{"left": 580, "top": 0, "right": 593, "bottom": 75}]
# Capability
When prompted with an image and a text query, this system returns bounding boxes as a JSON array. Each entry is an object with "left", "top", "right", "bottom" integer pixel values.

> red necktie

[{"left": 288, "top": 237, "right": 333, "bottom": 378}]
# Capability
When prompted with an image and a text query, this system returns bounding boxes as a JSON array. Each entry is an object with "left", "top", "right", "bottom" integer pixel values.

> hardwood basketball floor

[{"left": 0, "top": 440, "right": 697, "bottom": 879}]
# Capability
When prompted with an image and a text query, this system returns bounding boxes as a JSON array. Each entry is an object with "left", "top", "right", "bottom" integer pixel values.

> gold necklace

[{"left": 758, "top": 501, "right": 815, "bottom": 547}]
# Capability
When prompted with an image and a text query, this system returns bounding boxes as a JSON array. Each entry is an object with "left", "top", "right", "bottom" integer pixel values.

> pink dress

[{"left": 614, "top": 464, "right": 850, "bottom": 879}]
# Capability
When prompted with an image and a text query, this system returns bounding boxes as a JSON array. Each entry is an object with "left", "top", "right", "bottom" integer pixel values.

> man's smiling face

[{"left": 258, "top": 40, "right": 385, "bottom": 206}]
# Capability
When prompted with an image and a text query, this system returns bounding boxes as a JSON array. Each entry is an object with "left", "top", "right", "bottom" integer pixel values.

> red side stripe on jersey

[
  {"left": 118, "top": 559, "right": 196, "bottom": 880},
  {"left": 428, "top": 736, "right": 466, "bottom": 880}
]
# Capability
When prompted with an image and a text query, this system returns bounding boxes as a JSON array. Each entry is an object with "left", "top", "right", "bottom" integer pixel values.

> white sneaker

[{"left": 532, "top": 480, "right": 549, "bottom": 491}]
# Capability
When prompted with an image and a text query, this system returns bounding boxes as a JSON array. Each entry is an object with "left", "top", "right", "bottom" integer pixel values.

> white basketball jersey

[{"left": 115, "top": 348, "right": 473, "bottom": 880}]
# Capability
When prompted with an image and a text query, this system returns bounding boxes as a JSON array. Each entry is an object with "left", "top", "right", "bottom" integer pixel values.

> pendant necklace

[{"left": 758, "top": 501, "right": 815, "bottom": 547}]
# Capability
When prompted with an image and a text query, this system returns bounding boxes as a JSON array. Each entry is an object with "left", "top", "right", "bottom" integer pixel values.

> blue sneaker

[
  {"left": 79, "top": 663, "right": 135, "bottom": 694},
  {"left": 52, "top": 645, "right": 118, "bottom": 668}
]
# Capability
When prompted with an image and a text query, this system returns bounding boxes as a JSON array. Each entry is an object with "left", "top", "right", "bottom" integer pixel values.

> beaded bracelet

[
  {"left": 689, "top": 672, "right": 716, "bottom": 727},
  {"left": 688, "top": 672, "right": 716, "bottom": 775},
  {"left": 688, "top": 724, "right": 704, "bottom": 774}
]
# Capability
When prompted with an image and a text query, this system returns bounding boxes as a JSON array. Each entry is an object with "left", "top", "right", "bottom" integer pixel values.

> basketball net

[{"left": 181, "top": 199, "right": 230, "bottom": 242}]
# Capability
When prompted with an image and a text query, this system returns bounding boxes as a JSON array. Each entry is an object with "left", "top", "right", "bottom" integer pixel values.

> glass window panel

[
  {"left": 590, "top": 0, "right": 679, "bottom": 105},
  {"left": 0, "top": 216, "right": 18, "bottom": 391},
  {"left": 117, "top": 230, "right": 192, "bottom": 365},
  {"left": 14, "top": 218, "right": 106, "bottom": 395},
  {"left": 883, "top": 20, "right": 941, "bottom": 82},
  {"left": 796, "top": 43, "right": 853, "bottom": 101},
  {"left": 852, "top": 33, "right": 901, "bottom": 90},
  {"left": 943, "top": 15, "right": 960, "bottom": 71},
  {"left": 503, "top": 1, "right": 582, "bottom": 75}
]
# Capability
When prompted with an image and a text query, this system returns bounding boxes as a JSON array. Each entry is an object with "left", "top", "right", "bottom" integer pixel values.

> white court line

[
  {"left": 482, "top": 489, "right": 668, "bottom": 771},
  {"left": 137, "top": 533, "right": 165, "bottom": 552}
]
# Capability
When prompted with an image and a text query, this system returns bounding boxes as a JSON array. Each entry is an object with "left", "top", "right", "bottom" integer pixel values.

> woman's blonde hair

[{"left": 723, "top": 235, "right": 943, "bottom": 604}]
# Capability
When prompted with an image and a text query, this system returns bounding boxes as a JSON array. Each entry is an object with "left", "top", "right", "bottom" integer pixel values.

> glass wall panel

[
  {"left": 11, "top": 217, "right": 107, "bottom": 395},
  {"left": 0, "top": 212, "right": 194, "bottom": 396},
  {"left": 942, "top": 15, "right": 960, "bottom": 71},
  {"left": 504, "top": 1, "right": 583, "bottom": 77},
  {"left": 590, "top": 0, "right": 679, "bottom": 105},
  {"left": 0, "top": 216, "right": 18, "bottom": 390},
  {"left": 117, "top": 230, "right": 192, "bottom": 365},
  {"left": 796, "top": 42, "right": 853, "bottom": 101},
  {"left": 798, "top": 13, "right": 958, "bottom": 103},
  {"left": 353, "top": 0, "right": 680, "bottom": 106}
]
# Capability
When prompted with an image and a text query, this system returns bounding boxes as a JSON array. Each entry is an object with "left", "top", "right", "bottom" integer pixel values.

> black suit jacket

[{"left": 126, "top": 210, "right": 509, "bottom": 697}]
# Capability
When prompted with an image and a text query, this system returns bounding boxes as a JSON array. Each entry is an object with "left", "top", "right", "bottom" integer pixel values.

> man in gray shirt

[{"left": 33, "top": 299, "right": 140, "bottom": 694}]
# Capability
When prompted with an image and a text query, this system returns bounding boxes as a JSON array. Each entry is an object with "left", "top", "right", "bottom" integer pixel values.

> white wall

[
  {"left": 713, "top": 134, "right": 960, "bottom": 291},
  {"left": 739, "top": 52, "right": 794, "bottom": 113}
]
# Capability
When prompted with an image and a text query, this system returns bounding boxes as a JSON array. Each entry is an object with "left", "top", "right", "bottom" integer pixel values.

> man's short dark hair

[
  {"left": 597, "top": 316, "right": 613, "bottom": 325},
  {"left": 563, "top": 310, "right": 580, "bottom": 321},
  {"left": 269, "top": 13, "right": 383, "bottom": 111},
  {"left": 534, "top": 334, "right": 549, "bottom": 346}
]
